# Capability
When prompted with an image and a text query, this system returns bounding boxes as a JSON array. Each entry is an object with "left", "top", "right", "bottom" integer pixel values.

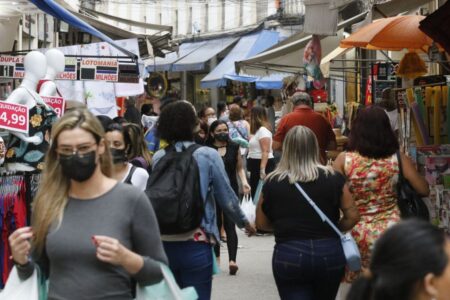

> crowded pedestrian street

[{"left": 0, "top": 0, "right": 449, "bottom": 300}]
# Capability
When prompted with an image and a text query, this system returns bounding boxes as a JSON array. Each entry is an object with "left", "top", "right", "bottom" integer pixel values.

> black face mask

[
  {"left": 110, "top": 148, "right": 127, "bottom": 164},
  {"left": 59, "top": 151, "right": 97, "bottom": 182},
  {"left": 214, "top": 132, "right": 229, "bottom": 142},
  {"left": 194, "top": 135, "right": 205, "bottom": 145}
]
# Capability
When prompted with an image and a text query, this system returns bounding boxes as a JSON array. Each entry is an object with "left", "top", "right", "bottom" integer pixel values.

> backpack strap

[{"left": 123, "top": 165, "right": 137, "bottom": 184}]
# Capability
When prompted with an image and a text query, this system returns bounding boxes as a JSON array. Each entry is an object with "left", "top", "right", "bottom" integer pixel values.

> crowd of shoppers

[{"left": 6, "top": 93, "right": 433, "bottom": 300}]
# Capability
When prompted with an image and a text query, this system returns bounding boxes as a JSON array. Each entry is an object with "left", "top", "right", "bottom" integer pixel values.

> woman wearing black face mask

[
  {"left": 206, "top": 120, "right": 251, "bottom": 275},
  {"left": 8, "top": 108, "right": 168, "bottom": 300},
  {"left": 105, "top": 123, "right": 149, "bottom": 191}
]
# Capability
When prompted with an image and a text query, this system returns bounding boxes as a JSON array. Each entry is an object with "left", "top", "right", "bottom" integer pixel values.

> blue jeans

[
  {"left": 272, "top": 238, "right": 345, "bottom": 300},
  {"left": 163, "top": 241, "right": 212, "bottom": 300}
]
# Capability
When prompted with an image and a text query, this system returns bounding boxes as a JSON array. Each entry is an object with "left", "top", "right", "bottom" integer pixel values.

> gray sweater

[{"left": 17, "top": 183, "right": 168, "bottom": 300}]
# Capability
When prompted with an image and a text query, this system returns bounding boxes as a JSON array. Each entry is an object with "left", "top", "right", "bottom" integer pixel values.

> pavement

[{"left": 211, "top": 230, "right": 279, "bottom": 300}]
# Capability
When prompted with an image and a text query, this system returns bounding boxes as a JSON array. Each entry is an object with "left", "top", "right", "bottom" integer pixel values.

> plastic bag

[
  {"left": 136, "top": 264, "right": 198, "bottom": 300},
  {"left": 253, "top": 180, "right": 264, "bottom": 205},
  {"left": 0, "top": 266, "right": 39, "bottom": 300},
  {"left": 240, "top": 194, "right": 256, "bottom": 224}
]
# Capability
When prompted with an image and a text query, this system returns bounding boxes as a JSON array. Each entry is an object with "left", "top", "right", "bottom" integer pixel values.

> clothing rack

[{"left": 0, "top": 171, "right": 41, "bottom": 288}]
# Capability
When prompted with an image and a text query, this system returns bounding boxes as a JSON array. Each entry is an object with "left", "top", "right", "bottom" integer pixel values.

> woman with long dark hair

[
  {"left": 348, "top": 219, "right": 450, "bottom": 300},
  {"left": 206, "top": 120, "right": 251, "bottom": 275},
  {"left": 333, "top": 106, "right": 429, "bottom": 283}
]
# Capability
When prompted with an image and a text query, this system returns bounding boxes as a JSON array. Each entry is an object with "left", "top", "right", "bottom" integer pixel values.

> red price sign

[
  {"left": 0, "top": 102, "right": 29, "bottom": 133},
  {"left": 42, "top": 96, "right": 65, "bottom": 118}
]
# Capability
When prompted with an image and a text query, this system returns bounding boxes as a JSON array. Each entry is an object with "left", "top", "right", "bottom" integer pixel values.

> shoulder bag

[
  {"left": 294, "top": 182, "right": 361, "bottom": 272},
  {"left": 396, "top": 151, "right": 430, "bottom": 221}
]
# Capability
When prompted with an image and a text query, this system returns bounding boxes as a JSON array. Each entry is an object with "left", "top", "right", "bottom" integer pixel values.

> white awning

[
  {"left": 320, "top": 47, "right": 350, "bottom": 78},
  {"left": 235, "top": 12, "right": 367, "bottom": 77}
]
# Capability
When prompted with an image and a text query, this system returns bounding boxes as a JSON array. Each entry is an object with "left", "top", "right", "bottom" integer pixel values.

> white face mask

[{"left": 207, "top": 117, "right": 217, "bottom": 126}]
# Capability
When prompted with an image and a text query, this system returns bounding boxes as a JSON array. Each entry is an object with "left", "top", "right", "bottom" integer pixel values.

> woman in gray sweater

[{"left": 8, "top": 108, "right": 168, "bottom": 299}]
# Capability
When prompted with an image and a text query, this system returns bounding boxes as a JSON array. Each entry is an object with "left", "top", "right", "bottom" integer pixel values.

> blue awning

[
  {"left": 200, "top": 30, "right": 280, "bottom": 89},
  {"left": 255, "top": 73, "right": 291, "bottom": 89},
  {"left": 29, "top": 0, "right": 136, "bottom": 58},
  {"left": 146, "top": 42, "right": 206, "bottom": 72},
  {"left": 171, "top": 37, "right": 238, "bottom": 72}
]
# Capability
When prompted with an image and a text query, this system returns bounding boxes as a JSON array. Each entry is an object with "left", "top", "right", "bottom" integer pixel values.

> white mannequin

[
  {"left": 4, "top": 51, "right": 49, "bottom": 171},
  {"left": 39, "top": 49, "right": 65, "bottom": 97}
]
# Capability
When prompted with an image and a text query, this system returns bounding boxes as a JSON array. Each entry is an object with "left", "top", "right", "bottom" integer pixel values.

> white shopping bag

[
  {"left": 240, "top": 194, "right": 256, "bottom": 224},
  {"left": 0, "top": 266, "right": 39, "bottom": 300}
]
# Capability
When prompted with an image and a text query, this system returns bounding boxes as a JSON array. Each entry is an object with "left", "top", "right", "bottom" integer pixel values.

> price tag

[
  {"left": 42, "top": 96, "right": 65, "bottom": 118},
  {"left": 0, "top": 102, "right": 29, "bottom": 133}
]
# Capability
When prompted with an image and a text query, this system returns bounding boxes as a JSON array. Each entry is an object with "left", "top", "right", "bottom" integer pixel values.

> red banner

[
  {"left": 0, "top": 102, "right": 29, "bottom": 133},
  {"left": 42, "top": 96, "right": 65, "bottom": 118}
]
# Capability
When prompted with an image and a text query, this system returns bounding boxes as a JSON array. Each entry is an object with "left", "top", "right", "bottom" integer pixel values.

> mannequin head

[
  {"left": 44, "top": 49, "right": 65, "bottom": 79},
  {"left": 24, "top": 51, "right": 47, "bottom": 82}
]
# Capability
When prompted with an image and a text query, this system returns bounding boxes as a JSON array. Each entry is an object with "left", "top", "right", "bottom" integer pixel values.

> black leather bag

[{"left": 396, "top": 151, "right": 429, "bottom": 221}]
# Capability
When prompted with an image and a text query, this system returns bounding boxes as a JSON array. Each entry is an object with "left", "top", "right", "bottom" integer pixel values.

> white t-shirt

[
  {"left": 121, "top": 163, "right": 149, "bottom": 191},
  {"left": 247, "top": 126, "right": 274, "bottom": 159},
  {"left": 385, "top": 109, "right": 399, "bottom": 131}
]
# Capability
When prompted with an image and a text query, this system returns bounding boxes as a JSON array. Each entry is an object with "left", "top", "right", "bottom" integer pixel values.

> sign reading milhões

[
  {"left": 0, "top": 101, "right": 29, "bottom": 133},
  {"left": 56, "top": 57, "right": 77, "bottom": 80},
  {"left": 80, "top": 58, "right": 118, "bottom": 82}
]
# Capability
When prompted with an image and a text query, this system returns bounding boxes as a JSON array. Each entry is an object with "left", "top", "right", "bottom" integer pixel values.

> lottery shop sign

[
  {"left": 0, "top": 102, "right": 29, "bottom": 133},
  {"left": 56, "top": 57, "right": 77, "bottom": 80},
  {"left": 42, "top": 96, "right": 65, "bottom": 117},
  {"left": 0, "top": 56, "right": 25, "bottom": 79},
  {"left": 80, "top": 58, "right": 118, "bottom": 82}
]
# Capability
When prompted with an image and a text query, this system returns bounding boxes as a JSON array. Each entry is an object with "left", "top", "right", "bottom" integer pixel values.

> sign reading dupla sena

[
  {"left": 80, "top": 58, "right": 119, "bottom": 82},
  {"left": 0, "top": 56, "right": 25, "bottom": 79},
  {"left": 0, "top": 102, "right": 29, "bottom": 133},
  {"left": 42, "top": 96, "right": 65, "bottom": 118},
  {"left": 56, "top": 57, "right": 77, "bottom": 80}
]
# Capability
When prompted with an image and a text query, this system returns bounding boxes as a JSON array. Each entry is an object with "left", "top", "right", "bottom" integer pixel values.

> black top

[
  {"left": 262, "top": 169, "right": 346, "bottom": 242},
  {"left": 208, "top": 141, "right": 240, "bottom": 195}
]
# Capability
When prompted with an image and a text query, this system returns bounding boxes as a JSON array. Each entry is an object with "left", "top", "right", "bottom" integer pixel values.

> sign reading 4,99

[{"left": 0, "top": 102, "right": 29, "bottom": 133}]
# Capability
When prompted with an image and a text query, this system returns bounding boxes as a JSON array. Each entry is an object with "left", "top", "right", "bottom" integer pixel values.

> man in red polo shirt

[{"left": 273, "top": 92, "right": 336, "bottom": 163}]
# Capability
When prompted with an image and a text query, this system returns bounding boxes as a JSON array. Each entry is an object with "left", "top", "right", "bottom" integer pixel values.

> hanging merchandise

[
  {"left": 0, "top": 175, "right": 27, "bottom": 288},
  {"left": 303, "top": 35, "right": 326, "bottom": 90},
  {"left": 397, "top": 52, "right": 428, "bottom": 79}
]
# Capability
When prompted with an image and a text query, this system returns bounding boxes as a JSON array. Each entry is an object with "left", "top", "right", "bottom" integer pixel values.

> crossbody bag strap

[
  {"left": 294, "top": 182, "right": 344, "bottom": 239},
  {"left": 396, "top": 151, "right": 405, "bottom": 182}
]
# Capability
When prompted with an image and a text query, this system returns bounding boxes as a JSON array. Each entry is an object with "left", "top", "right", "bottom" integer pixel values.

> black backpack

[{"left": 146, "top": 144, "right": 203, "bottom": 234}]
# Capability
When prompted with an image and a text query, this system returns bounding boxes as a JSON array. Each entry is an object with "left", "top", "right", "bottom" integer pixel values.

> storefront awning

[
  {"left": 29, "top": 0, "right": 136, "bottom": 58},
  {"left": 320, "top": 47, "right": 351, "bottom": 78},
  {"left": 201, "top": 30, "right": 280, "bottom": 88},
  {"left": 146, "top": 42, "right": 207, "bottom": 72},
  {"left": 235, "top": 12, "right": 367, "bottom": 77},
  {"left": 171, "top": 37, "right": 238, "bottom": 72}
]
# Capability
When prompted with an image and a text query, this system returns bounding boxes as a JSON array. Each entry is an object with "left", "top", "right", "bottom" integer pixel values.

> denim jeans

[
  {"left": 272, "top": 238, "right": 345, "bottom": 300},
  {"left": 163, "top": 241, "right": 213, "bottom": 300}
]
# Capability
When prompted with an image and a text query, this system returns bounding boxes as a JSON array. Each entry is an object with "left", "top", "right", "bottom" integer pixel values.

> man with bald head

[{"left": 273, "top": 92, "right": 336, "bottom": 164}]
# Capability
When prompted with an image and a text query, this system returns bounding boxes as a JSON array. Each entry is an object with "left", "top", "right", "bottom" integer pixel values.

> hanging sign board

[
  {"left": 42, "top": 96, "right": 65, "bottom": 118},
  {"left": 56, "top": 57, "right": 77, "bottom": 80},
  {"left": 0, "top": 102, "right": 29, "bottom": 133},
  {"left": 80, "top": 58, "right": 119, "bottom": 82},
  {"left": 0, "top": 56, "right": 25, "bottom": 79}
]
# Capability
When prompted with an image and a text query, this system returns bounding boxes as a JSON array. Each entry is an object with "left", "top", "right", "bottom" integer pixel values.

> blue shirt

[{"left": 153, "top": 141, "right": 248, "bottom": 242}]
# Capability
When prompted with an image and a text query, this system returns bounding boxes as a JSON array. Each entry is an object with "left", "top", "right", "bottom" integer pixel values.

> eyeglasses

[{"left": 56, "top": 143, "right": 97, "bottom": 156}]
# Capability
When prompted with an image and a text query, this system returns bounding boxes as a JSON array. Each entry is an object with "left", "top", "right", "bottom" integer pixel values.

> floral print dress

[
  {"left": 344, "top": 152, "right": 401, "bottom": 282},
  {"left": 5, "top": 104, "right": 57, "bottom": 170}
]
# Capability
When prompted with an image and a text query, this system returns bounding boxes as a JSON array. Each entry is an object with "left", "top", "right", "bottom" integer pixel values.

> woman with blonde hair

[
  {"left": 247, "top": 106, "right": 274, "bottom": 199},
  {"left": 256, "top": 125, "right": 360, "bottom": 300},
  {"left": 8, "top": 108, "right": 167, "bottom": 299}
]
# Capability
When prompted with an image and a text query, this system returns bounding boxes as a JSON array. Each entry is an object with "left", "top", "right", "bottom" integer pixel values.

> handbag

[
  {"left": 136, "top": 264, "right": 198, "bottom": 300},
  {"left": 294, "top": 183, "right": 362, "bottom": 272},
  {"left": 0, "top": 265, "right": 47, "bottom": 300},
  {"left": 396, "top": 151, "right": 430, "bottom": 221}
]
